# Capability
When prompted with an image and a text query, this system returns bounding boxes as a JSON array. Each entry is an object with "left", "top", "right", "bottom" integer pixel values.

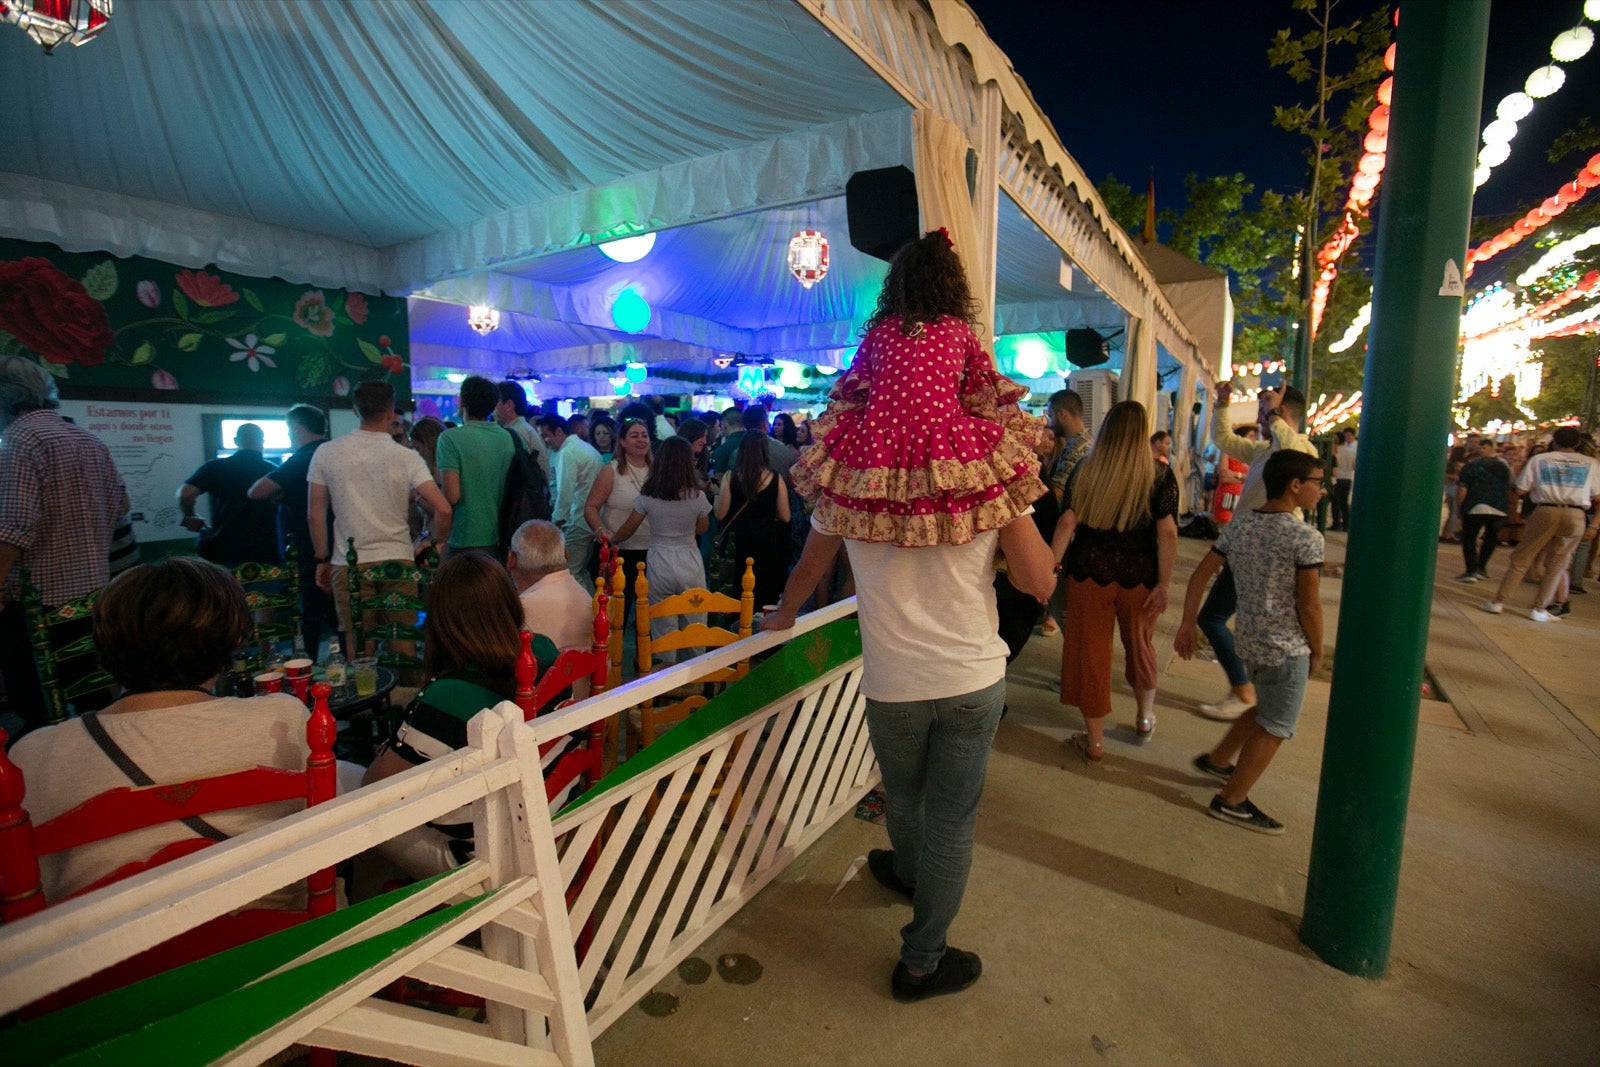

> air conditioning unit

[{"left": 1068, "top": 369, "right": 1119, "bottom": 437}]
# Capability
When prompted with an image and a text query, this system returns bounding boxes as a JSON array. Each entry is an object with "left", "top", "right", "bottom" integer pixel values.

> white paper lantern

[
  {"left": 1477, "top": 142, "right": 1510, "bottom": 169},
  {"left": 467, "top": 304, "right": 500, "bottom": 335},
  {"left": 1495, "top": 92, "right": 1534, "bottom": 122},
  {"left": 1481, "top": 118, "right": 1517, "bottom": 145},
  {"left": 598, "top": 233, "right": 656, "bottom": 263},
  {"left": 1474, "top": 165, "right": 1492, "bottom": 188},
  {"left": 1525, "top": 65, "right": 1565, "bottom": 99},
  {"left": 1550, "top": 26, "right": 1593, "bottom": 63}
]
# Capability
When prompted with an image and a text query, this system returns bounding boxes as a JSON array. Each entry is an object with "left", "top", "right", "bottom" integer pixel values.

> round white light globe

[
  {"left": 1481, "top": 118, "right": 1517, "bottom": 145},
  {"left": 1550, "top": 26, "right": 1593, "bottom": 63},
  {"left": 598, "top": 233, "right": 657, "bottom": 263},
  {"left": 1495, "top": 92, "right": 1533, "bottom": 122},
  {"left": 1525, "top": 64, "right": 1565, "bottom": 99},
  {"left": 1013, "top": 340, "right": 1050, "bottom": 380}
]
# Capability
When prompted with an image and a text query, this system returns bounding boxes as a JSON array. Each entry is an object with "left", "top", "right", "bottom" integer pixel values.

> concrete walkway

[{"left": 594, "top": 533, "right": 1600, "bottom": 1066}]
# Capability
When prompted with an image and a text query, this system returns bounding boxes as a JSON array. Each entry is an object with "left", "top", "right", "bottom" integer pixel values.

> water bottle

[
  {"left": 292, "top": 634, "right": 308, "bottom": 660},
  {"left": 323, "top": 638, "right": 347, "bottom": 690}
]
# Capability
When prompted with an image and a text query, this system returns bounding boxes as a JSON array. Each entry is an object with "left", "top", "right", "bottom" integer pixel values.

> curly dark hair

[{"left": 863, "top": 231, "right": 981, "bottom": 336}]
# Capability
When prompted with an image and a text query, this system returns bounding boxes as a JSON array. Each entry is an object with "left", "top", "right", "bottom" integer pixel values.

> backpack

[{"left": 498, "top": 428, "right": 552, "bottom": 553}]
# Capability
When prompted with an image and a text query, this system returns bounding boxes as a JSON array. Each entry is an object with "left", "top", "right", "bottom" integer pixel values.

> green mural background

[{"left": 0, "top": 237, "right": 410, "bottom": 402}]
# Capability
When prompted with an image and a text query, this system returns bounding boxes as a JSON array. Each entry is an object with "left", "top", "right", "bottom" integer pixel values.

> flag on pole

[{"left": 1142, "top": 171, "right": 1156, "bottom": 244}]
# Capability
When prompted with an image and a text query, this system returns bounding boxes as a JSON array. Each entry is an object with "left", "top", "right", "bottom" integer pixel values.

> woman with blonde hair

[
  {"left": 1050, "top": 400, "right": 1179, "bottom": 760},
  {"left": 584, "top": 417, "right": 653, "bottom": 614}
]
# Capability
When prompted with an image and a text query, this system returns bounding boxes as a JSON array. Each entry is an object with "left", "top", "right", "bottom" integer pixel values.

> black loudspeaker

[
  {"left": 846, "top": 166, "right": 920, "bottom": 262},
  {"left": 1065, "top": 328, "right": 1111, "bottom": 368}
]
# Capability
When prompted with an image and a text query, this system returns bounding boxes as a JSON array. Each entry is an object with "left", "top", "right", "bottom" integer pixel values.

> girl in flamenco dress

[{"left": 791, "top": 229, "right": 1046, "bottom": 548}]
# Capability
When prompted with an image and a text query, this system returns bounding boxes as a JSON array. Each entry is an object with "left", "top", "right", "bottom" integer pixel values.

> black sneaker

[
  {"left": 1450, "top": 572, "right": 1479, "bottom": 584},
  {"left": 1570, "top": 584, "right": 1587, "bottom": 595},
  {"left": 1207, "top": 795, "right": 1285, "bottom": 835},
  {"left": 1193, "top": 753, "right": 1234, "bottom": 780},
  {"left": 1473, "top": 570, "right": 1491, "bottom": 582},
  {"left": 1548, "top": 601, "right": 1572, "bottom": 617},
  {"left": 891, "top": 947, "right": 982, "bottom": 1002},
  {"left": 867, "top": 849, "right": 915, "bottom": 901}
]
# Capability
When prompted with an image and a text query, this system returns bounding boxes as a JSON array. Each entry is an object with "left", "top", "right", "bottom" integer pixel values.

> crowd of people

[{"left": 3, "top": 228, "right": 1597, "bottom": 1008}]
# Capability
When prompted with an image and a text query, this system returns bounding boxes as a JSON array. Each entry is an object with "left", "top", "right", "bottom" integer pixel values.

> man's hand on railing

[{"left": 760, "top": 606, "right": 797, "bottom": 632}]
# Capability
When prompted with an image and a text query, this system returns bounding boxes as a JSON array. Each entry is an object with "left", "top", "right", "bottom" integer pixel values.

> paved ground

[{"left": 595, "top": 533, "right": 1600, "bottom": 1066}]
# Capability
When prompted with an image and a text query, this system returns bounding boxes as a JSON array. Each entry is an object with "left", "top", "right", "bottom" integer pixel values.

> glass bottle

[{"left": 323, "top": 637, "right": 347, "bottom": 690}]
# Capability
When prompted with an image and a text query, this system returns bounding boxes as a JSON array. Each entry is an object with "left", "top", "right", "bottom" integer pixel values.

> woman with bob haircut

[
  {"left": 610, "top": 436, "right": 712, "bottom": 664},
  {"left": 1050, "top": 400, "right": 1179, "bottom": 761},
  {"left": 7, "top": 556, "right": 316, "bottom": 904},
  {"left": 364, "top": 550, "right": 558, "bottom": 874}
]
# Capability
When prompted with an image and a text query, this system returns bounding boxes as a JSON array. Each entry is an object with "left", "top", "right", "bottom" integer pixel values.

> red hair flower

[
  {"left": 934, "top": 227, "right": 954, "bottom": 249},
  {"left": 174, "top": 268, "right": 239, "bottom": 308},
  {"left": 0, "top": 257, "right": 115, "bottom": 367}
]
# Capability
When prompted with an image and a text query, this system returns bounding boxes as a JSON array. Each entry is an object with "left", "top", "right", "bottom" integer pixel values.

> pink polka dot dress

[{"left": 791, "top": 314, "right": 1046, "bottom": 547}]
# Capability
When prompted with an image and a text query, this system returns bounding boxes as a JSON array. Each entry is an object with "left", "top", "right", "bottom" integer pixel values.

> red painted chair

[
  {"left": 514, "top": 582, "right": 612, "bottom": 806},
  {"left": 0, "top": 685, "right": 341, "bottom": 1022}
]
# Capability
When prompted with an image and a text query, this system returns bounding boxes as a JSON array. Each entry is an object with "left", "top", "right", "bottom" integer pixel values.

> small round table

[{"left": 321, "top": 665, "right": 399, "bottom": 720}]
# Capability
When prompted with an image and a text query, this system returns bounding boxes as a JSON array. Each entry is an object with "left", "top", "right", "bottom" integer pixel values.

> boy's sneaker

[
  {"left": 1479, "top": 601, "right": 1503, "bottom": 615},
  {"left": 1451, "top": 572, "right": 1480, "bottom": 583},
  {"left": 1198, "top": 693, "right": 1254, "bottom": 721},
  {"left": 867, "top": 849, "right": 914, "bottom": 901},
  {"left": 1529, "top": 607, "right": 1559, "bottom": 623},
  {"left": 1193, "top": 753, "right": 1234, "bottom": 780},
  {"left": 1208, "top": 795, "right": 1285, "bottom": 835},
  {"left": 891, "top": 948, "right": 982, "bottom": 1002},
  {"left": 1547, "top": 601, "right": 1572, "bottom": 618},
  {"left": 1473, "top": 570, "right": 1491, "bottom": 582}
]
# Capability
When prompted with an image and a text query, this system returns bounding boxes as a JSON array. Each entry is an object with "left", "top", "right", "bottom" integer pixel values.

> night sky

[{"left": 965, "top": 0, "right": 1598, "bottom": 223}]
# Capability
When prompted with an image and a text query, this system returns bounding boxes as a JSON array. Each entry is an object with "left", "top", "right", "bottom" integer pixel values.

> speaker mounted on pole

[{"left": 845, "top": 166, "right": 920, "bottom": 262}]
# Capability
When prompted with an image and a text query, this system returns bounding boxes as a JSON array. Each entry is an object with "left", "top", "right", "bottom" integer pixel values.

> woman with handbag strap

[{"left": 714, "top": 431, "right": 791, "bottom": 609}]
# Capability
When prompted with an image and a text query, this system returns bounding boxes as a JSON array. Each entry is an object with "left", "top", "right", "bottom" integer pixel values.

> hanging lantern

[
  {"left": 467, "top": 304, "right": 500, "bottom": 335},
  {"left": 1496, "top": 92, "right": 1533, "bottom": 123},
  {"left": 1376, "top": 76, "right": 1394, "bottom": 106},
  {"left": 1525, "top": 65, "right": 1565, "bottom": 99},
  {"left": 1, "top": 0, "right": 111, "bottom": 53},
  {"left": 1550, "top": 26, "right": 1594, "bottom": 63},
  {"left": 787, "top": 229, "right": 830, "bottom": 289},
  {"left": 624, "top": 361, "right": 648, "bottom": 383}
]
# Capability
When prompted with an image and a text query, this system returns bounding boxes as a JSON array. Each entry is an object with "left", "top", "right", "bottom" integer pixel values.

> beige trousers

[{"left": 1492, "top": 505, "right": 1584, "bottom": 609}]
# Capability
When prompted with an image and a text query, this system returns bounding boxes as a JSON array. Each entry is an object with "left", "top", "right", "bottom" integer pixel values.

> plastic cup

[
  {"left": 353, "top": 657, "right": 378, "bottom": 698},
  {"left": 284, "top": 658, "right": 313, "bottom": 680},
  {"left": 253, "top": 671, "right": 285, "bottom": 695}
]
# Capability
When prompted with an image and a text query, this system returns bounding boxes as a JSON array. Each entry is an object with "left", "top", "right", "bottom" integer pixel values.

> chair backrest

[
  {"left": 513, "top": 583, "right": 612, "bottom": 803},
  {"left": 346, "top": 537, "right": 435, "bottom": 671},
  {"left": 19, "top": 569, "right": 116, "bottom": 725},
  {"left": 0, "top": 686, "right": 340, "bottom": 1011},
  {"left": 606, "top": 553, "right": 627, "bottom": 689},
  {"left": 233, "top": 551, "right": 301, "bottom": 670},
  {"left": 634, "top": 557, "right": 756, "bottom": 682}
]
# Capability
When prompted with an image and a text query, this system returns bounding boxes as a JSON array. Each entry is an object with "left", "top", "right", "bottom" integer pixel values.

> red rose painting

[
  {"left": 345, "top": 291, "right": 369, "bottom": 325},
  {"left": 0, "top": 257, "right": 116, "bottom": 366},
  {"left": 174, "top": 268, "right": 239, "bottom": 307}
]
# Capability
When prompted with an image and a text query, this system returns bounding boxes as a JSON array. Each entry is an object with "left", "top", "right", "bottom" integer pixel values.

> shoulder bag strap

[{"left": 81, "top": 713, "right": 231, "bottom": 842}]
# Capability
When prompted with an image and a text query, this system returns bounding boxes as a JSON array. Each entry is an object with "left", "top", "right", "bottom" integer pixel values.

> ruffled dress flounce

[{"left": 791, "top": 314, "right": 1046, "bottom": 547}]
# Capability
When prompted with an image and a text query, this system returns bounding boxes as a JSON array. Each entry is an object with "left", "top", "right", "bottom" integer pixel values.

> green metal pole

[{"left": 1300, "top": 0, "right": 1488, "bottom": 978}]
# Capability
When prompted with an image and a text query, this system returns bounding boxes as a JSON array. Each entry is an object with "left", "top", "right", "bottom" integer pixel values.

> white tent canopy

[{"left": 2, "top": 0, "right": 1205, "bottom": 414}]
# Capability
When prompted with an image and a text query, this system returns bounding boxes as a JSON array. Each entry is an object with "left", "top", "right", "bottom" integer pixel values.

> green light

[{"left": 611, "top": 288, "right": 651, "bottom": 334}]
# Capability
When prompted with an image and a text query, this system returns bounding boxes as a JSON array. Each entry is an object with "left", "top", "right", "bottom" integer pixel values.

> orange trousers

[{"left": 1059, "top": 577, "right": 1157, "bottom": 720}]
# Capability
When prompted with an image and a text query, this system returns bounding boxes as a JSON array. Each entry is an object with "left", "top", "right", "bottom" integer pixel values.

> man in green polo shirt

[{"left": 437, "top": 376, "right": 516, "bottom": 554}]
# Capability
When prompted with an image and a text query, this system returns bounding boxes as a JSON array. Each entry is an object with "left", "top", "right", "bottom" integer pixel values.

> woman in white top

[
  {"left": 610, "top": 437, "right": 712, "bottom": 665},
  {"left": 585, "top": 418, "right": 652, "bottom": 616}
]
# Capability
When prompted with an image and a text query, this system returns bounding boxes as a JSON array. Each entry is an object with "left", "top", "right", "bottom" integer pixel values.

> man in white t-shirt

[
  {"left": 763, "top": 515, "right": 1055, "bottom": 1002},
  {"left": 509, "top": 519, "right": 594, "bottom": 654},
  {"left": 1330, "top": 428, "right": 1357, "bottom": 531},
  {"left": 309, "top": 381, "right": 453, "bottom": 648},
  {"left": 1483, "top": 427, "right": 1600, "bottom": 621}
]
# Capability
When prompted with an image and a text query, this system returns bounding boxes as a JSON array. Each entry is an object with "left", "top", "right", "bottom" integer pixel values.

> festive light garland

[
  {"left": 1327, "top": 301, "right": 1373, "bottom": 353},
  {"left": 1513, "top": 223, "right": 1600, "bottom": 287},
  {"left": 1464, "top": 269, "right": 1600, "bottom": 343},
  {"left": 1473, "top": 4, "right": 1598, "bottom": 189},
  {"left": 1307, "top": 28, "right": 1400, "bottom": 339},
  {"left": 1465, "top": 153, "right": 1600, "bottom": 276},
  {"left": 1531, "top": 299, "right": 1600, "bottom": 337},
  {"left": 1308, "top": 390, "right": 1364, "bottom": 433}
]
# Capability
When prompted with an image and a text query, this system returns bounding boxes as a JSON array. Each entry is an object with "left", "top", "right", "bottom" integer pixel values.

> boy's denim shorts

[{"left": 1248, "top": 653, "right": 1310, "bottom": 739}]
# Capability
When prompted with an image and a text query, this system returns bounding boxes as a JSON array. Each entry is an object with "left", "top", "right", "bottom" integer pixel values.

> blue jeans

[
  {"left": 866, "top": 677, "right": 1006, "bottom": 973},
  {"left": 1197, "top": 563, "right": 1249, "bottom": 688}
]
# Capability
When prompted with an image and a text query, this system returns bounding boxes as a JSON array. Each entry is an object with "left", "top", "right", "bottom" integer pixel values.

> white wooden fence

[{"left": 0, "top": 600, "right": 875, "bottom": 1065}]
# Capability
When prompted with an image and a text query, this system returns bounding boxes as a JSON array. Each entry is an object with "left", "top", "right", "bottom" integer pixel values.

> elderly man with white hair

[
  {"left": 0, "top": 355, "right": 131, "bottom": 734},
  {"left": 508, "top": 519, "right": 595, "bottom": 657}
]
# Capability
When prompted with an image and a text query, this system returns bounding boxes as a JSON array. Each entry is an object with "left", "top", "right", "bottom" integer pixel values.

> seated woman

[
  {"left": 363, "top": 550, "right": 557, "bottom": 875},
  {"left": 8, "top": 556, "right": 318, "bottom": 906}
]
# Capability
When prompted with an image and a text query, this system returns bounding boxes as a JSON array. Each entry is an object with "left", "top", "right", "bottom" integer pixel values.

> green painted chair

[
  {"left": 233, "top": 549, "right": 300, "bottom": 671},
  {"left": 20, "top": 570, "right": 116, "bottom": 724},
  {"left": 344, "top": 538, "right": 435, "bottom": 673}
]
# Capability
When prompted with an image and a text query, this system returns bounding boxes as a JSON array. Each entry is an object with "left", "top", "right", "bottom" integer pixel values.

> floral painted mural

[{"left": 0, "top": 238, "right": 409, "bottom": 402}]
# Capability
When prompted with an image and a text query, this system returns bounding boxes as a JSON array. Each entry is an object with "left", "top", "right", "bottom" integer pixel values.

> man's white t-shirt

[
  {"left": 844, "top": 529, "right": 1009, "bottom": 703},
  {"left": 308, "top": 428, "right": 434, "bottom": 562},
  {"left": 1517, "top": 450, "right": 1600, "bottom": 507},
  {"left": 1334, "top": 442, "right": 1357, "bottom": 480},
  {"left": 520, "top": 570, "right": 596, "bottom": 652}
]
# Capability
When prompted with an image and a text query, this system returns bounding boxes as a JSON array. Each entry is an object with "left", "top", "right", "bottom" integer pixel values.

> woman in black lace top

[{"left": 1050, "top": 401, "right": 1179, "bottom": 761}]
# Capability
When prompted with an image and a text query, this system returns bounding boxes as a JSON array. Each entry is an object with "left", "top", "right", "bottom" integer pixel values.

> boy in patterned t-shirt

[{"left": 1174, "top": 450, "right": 1326, "bottom": 834}]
